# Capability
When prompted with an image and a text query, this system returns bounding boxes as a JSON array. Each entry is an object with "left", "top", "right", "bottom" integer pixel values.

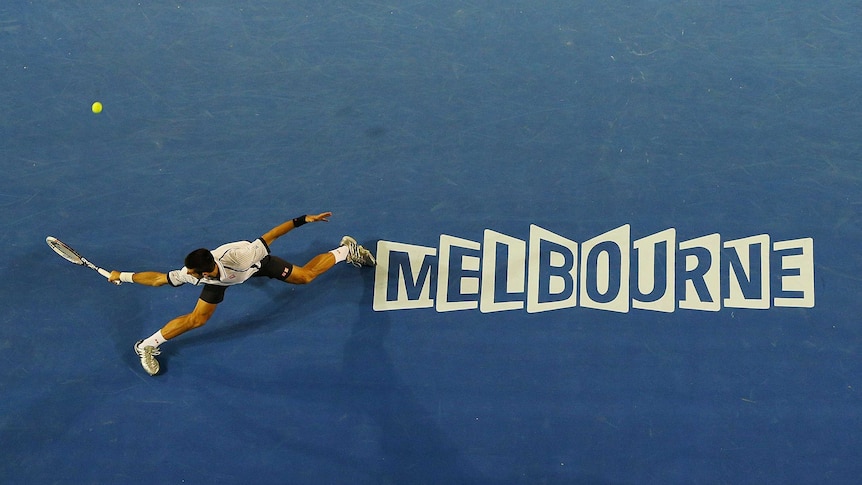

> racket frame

[{"left": 46, "top": 236, "right": 120, "bottom": 284}]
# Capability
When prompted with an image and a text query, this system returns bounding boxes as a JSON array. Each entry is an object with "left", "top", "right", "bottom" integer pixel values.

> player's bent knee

[
  {"left": 189, "top": 315, "right": 210, "bottom": 329},
  {"left": 292, "top": 274, "right": 314, "bottom": 285},
  {"left": 287, "top": 269, "right": 315, "bottom": 285}
]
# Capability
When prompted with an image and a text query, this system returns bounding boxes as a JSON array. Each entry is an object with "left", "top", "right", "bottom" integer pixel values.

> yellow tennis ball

[{"left": 91, "top": 101, "right": 103, "bottom": 114}]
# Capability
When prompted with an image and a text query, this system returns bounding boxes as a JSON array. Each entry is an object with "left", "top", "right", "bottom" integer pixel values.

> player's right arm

[{"left": 108, "top": 270, "right": 169, "bottom": 286}]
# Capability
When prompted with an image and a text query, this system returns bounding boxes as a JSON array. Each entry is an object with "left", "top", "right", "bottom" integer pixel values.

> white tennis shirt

[{"left": 167, "top": 238, "right": 270, "bottom": 287}]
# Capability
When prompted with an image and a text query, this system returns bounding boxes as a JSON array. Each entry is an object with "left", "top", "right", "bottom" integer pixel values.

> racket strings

[{"left": 46, "top": 238, "right": 84, "bottom": 264}]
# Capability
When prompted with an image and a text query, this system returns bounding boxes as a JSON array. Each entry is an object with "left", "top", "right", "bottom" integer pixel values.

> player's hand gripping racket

[{"left": 46, "top": 236, "right": 121, "bottom": 285}]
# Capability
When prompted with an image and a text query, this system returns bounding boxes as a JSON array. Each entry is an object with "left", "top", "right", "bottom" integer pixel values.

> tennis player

[{"left": 108, "top": 211, "right": 376, "bottom": 376}]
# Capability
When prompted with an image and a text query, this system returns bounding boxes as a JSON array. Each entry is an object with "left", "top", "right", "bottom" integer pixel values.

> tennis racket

[{"left": 46, "top": 236, "right": 121, "bottom": 285}]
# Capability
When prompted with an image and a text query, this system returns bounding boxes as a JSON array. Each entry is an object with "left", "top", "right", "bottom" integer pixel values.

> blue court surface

[{"left": 2, "top": 2, "right": 861, "bottom": 484}]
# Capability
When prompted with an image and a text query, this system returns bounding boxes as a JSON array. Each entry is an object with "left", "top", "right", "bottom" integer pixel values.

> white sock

[
  {"left": 141, "top": 330, "right": 166, "bottom": 348},
  {"left": 329, "top": 245, "right": 349, "bottom": 263}
]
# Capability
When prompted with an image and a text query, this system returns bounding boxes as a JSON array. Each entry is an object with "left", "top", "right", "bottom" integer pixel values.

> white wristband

[{"left": 119, "top": 272, "right": 135, "bottom": 283}]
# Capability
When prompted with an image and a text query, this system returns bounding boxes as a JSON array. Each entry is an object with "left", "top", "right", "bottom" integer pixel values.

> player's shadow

[
  {"left": 337, "top": 267, "right": 483, "bottom": 484},
  {"left": 97, "top": 240, "right": 621, "bottom": 484},
  {"left": 165, "top": 240, "right": 486, "bottom": 482}
]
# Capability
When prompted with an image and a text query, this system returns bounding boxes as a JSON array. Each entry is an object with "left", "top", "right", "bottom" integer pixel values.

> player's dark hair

[{"left": 185, "top": 248, "right": 216, "bottom": 274}]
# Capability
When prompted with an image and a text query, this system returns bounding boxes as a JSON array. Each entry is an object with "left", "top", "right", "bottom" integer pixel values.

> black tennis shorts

[{"left": 198, "top": 255, "right": 294, "bottom": 304}]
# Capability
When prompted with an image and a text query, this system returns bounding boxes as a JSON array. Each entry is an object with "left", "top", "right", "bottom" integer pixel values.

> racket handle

[{"left": 98, "top": 268, "right": 122, "bottom": 285}]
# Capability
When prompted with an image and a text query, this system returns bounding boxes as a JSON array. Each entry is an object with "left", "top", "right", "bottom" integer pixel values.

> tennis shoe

[
  {"left": 134, "top": 340, "right": 161, "bottom": 376},
  {"left": 341, "top": 236, "right": 376, "bottom": 267}
]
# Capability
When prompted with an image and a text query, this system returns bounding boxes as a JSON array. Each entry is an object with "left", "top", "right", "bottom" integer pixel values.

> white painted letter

[
  {"left": 437, "top": 235, "right": 481, "bottom": 312},
  {"left": 373, "top": 241, "right": 437, "bottom": 311},
  {"left": 724, "top": 234, "right": 770, "bottom": 309},
  {"left": 632, "top": 228, "right": 676, "bottom": 313},
  {"left": 527, "top": 225, "right": 579, "bottom": 313},
  {"left": 679, "top": 234, "right": 720, "bottom": 311},
  {"left": 580, "top": 225, "right": 630, "bottom": 313},
  {"left": 773, "top": 238, "right": 815, "bottom": 308},
  {"left": 481, "top": 230, "right": 526, "bottom": 313}
]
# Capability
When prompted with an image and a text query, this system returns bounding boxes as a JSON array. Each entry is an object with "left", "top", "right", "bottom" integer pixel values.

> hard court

[{"left": 1, "top": 2, "right": 861, "bottom": 484}]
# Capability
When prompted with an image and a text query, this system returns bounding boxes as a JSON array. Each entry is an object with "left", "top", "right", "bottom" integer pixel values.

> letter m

[{"left": 373, "top": 241, "right": 437, "bottom": 311}]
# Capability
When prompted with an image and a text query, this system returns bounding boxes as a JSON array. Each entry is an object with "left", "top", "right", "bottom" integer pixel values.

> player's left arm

[{"left": 261, "top": 211, "right": 331, "bottom": 245}]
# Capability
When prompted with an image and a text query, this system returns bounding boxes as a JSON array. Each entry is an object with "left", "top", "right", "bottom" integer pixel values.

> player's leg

[
  {"left": 285, "top": 236, "right": 376, "bottom": 283},
  {"left": 134, "top": 288, "right": 222, "bottom": 376},
  {"left": 259, "top": 238, "right": 374, "bottom": 287},
  {"left": 255, "top": 253, "right": 337, "bottom": 285},
  {"left": 286, "top": 252, "right": 337, "bottom": 284},
  {"left": 160, "top": 297, "right": 219, "bottom": 339}
]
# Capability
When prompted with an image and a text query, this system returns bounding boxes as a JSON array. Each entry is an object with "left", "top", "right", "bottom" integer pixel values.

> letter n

[{"left": 724, "top": 234, "right": 770, "bottom": 309}]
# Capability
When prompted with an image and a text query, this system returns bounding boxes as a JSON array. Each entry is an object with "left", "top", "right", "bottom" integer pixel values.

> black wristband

[{"left": 293, "top": 215, "right": 307, "bottom": 227}]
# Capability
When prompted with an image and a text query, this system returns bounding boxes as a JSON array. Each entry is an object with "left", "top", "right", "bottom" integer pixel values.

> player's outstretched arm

[
  {"left": 108, "top": 270, "right": 169, "bottom": 286},
  {"left": 261, "top": 211, "right": 332, "bottom": 245}
]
